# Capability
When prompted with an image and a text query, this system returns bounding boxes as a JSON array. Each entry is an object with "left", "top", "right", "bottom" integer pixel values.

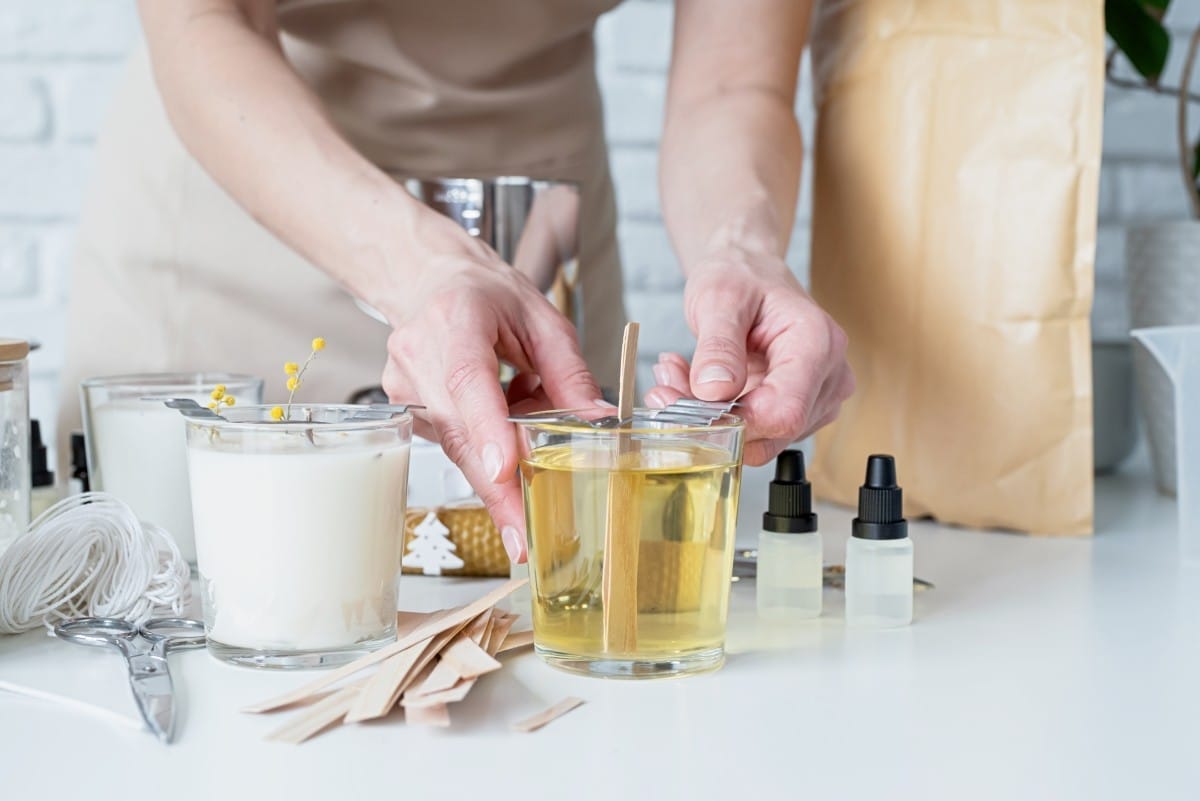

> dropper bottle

[
  {"left": 28, "top": 420, "right": 58, "bottom": 519},
  {"left": 757, "top": 449, "right": 822, "bottom": 620},
  {"left": 845, "top": 454, "right": 913, "bottom": 627}
]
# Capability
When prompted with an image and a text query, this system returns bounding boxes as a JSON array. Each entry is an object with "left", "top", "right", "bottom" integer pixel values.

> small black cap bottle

[
  {"left": 29, "top": 419, "right": 54, "bottom": 488},
  {"left": 851, "top": 454, "right": 907, "bottom": 540},
  {"left": 762, "top": 449, "right": 818, "bottom": 533}
]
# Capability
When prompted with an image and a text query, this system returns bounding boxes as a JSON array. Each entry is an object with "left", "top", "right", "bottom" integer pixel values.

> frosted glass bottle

[
  {"left": 844, "top": 454, "right": 912, "bottom": 628},
  {"left": 756, "top": 449, "right": 822, "bottom": 620},
  {"left": 845, "top": 537, "right": 912, "bottom": 627},
  {"left": 758, "top": 529, "right": 822, "bottom": 619}
]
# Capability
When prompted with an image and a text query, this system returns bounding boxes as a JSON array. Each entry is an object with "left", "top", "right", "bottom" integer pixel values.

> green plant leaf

[
  {"left": 1192, "top": 137, "right": 1200, "bottom": 181},
  {"left": 1107, "top": 0, "right": 1171, "bottom": 81},
  {"left": 1141, "top": 0, "right": 1170, "bottom": 13}
]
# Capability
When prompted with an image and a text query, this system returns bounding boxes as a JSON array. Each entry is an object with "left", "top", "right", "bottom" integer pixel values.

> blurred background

[{"left": 0, "top": 0, "right": 1190, "bottom": 465}]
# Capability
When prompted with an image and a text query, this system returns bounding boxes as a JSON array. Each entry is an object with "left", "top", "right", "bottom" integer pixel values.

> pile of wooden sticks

[{"left": 243, "top": 578, "right": 559, "bottom": 743}]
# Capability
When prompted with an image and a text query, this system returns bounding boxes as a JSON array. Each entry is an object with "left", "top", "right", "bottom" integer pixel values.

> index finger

[{"left": 441, "top": 337, "right": 520, "bottom": 487}]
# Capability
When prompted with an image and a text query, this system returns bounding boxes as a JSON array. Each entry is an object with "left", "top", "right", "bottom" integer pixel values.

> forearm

[
  {"left": 137, "top": 0, "right": 455, "bottom": 323},
  {"left": 658, "top": 0, "right": 809, "bottom": 277},
  {"left": 659, "top": 93, "right": 803, "bottom": 274}
]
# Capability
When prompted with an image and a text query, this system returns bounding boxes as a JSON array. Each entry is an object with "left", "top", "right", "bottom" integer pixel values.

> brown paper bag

[{"left": 808, "top": 0, "right": 1102, "bottom": 534}]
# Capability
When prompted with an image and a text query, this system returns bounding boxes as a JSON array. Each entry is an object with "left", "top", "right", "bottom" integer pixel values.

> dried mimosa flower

[{"left": 276, "top": 336, "right": 326, "bottom": 419}]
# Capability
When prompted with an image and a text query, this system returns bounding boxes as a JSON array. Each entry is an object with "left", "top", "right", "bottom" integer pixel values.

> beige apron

[{"left": 57, "top": 0, "right": 627, "bottom": 463}]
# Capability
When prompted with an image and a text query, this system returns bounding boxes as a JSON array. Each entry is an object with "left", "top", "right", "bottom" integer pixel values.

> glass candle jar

[
  {"left": 0, "top": 339, "right": 31, "bottom": 543},
  {"left": 80, "top": 373, "right": 263, "bottom": 566},
  {"left": 514, "top": 408, "right": 744, "bottom": 678},
  {"left": 185, "top": 404, "right": 412, "bottom": 669}
]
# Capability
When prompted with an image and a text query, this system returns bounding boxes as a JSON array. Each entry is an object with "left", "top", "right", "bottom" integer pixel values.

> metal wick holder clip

[
  {"left": 159, "top": 398, "right": 425, "bottom": 421},
  {"left": 511, "top": 398, "right": 741, "bottom": 428}
]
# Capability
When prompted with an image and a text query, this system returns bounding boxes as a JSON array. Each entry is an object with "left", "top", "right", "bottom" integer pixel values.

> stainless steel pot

[{"left": 356, "top": 176, "right": 583, "bottom": 334}]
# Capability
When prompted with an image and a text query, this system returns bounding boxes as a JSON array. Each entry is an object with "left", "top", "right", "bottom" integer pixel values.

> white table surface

[{"left": 2, "top": 456, "right": 1197, "bottom": 801}]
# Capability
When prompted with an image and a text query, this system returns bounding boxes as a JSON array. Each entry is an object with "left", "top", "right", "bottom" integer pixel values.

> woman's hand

[
  {"left": 137, "top": 0, "right": 598, "bottom": 563},
  {"left": 645, "top": 248, "right": 854, "bottom": 466},
  {"left": 653, "top": 0, "right": 838, "bottom": 464},
  {"left": 379, "top": 219, "right": 603, "bottom": 564}
]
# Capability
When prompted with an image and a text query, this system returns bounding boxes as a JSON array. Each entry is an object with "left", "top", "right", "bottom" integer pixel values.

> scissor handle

[
  {"left": 140, "top": 618, "right": 207, "bottom": 651},
  {"left": 54, "top": 617, "right": 138, "bottom": 651}
]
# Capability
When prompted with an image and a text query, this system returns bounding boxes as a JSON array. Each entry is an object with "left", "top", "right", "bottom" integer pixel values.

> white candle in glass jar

[
  {"left": 88, "top": 400, "right": 196, "bottom": 557},
  {"left": 82, "top": 374, "right": 263, "bottom": 565},
  {"left": 188, "top": 443, "right": 409, "bottom": 651}
]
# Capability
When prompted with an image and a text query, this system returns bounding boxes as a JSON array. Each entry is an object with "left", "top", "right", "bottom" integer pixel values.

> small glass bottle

[
  {"left": 0, "top": 339, "right": 31, "bottom": 542},
  {"left": 29, "top": 420, "right": 59, "bottom": 519},
  {"left": 757, "top": 450, "right": 822, "bottom": 620},
  {"left": 845, "top": 454, "right": 913, "bottom": 627}
]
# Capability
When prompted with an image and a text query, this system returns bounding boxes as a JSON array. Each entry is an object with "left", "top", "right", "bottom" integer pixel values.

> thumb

[{"left": 690, "top": 314, "right": 751, "bottom": 402}]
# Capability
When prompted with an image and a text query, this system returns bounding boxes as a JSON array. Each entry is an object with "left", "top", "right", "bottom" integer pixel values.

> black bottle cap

[
  {"left": 30, "top": 419, "right": 53, "bottom": 488},
  {"left": 762, "top": 449, "right": 818, "bottom": 534},
  {"left": 851, "top": 454, "right": 908, "bottom": 540}
]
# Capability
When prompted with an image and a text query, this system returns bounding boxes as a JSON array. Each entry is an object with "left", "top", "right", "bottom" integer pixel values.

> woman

[{"left": 58, "top": 0, "right": 852, "bottom": 562}]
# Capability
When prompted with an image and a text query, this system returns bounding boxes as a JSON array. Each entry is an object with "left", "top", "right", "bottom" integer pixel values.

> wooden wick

[
  {"left": 511, "top": 697, "right": 586, "bottom": 733},
  {"left": 602, "top": 322, "right": 641, "bottom": 654}
]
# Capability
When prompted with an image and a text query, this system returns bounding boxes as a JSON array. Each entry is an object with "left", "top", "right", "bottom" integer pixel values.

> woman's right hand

[
  {"left": 377, "top": 213, "right": 604, "bottom": 564},
  {"left": 137, "top": 1, "right": 600, "bottom": 561}
]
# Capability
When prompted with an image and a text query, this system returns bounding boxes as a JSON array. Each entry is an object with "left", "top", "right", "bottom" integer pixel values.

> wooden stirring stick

[{"left": 602, "top": 322, "right": 641, "bottom": 653}]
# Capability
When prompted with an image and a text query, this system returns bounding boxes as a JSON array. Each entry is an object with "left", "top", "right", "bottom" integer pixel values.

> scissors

[{"left": 53, "top": 617, "right": 206, "bottom": 744}]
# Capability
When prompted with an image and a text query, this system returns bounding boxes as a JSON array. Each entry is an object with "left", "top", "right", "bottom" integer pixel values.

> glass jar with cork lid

[{"left": 0, "top": 338, "right": 31, "bottom": 543}]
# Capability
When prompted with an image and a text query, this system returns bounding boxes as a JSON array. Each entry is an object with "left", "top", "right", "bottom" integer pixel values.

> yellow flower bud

[
  {"left": 270, "top": 406, "right": 285, "bottom": 421},
  {"left": 214, "top": 384, "right": 227, "bottom": 394},
  {"left": 286, "top": 376, "right": 300, "bottom": 392},
  {"left": 224, "top": 395, "right": 236, "bottom": 406},
  {"left": 311, "top": 337, "right": 326, "bottom": 352},
  {"left": 284, "top": 362, "right": 299, "bottom": 375},
  {"left": 207, "top": 402, "right": 218, "bottom": 410},
  {"left": 210, "top": 388, "right": 224, "bottom": 401}
]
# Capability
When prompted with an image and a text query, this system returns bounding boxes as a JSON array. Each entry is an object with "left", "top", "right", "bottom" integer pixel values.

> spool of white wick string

[{"left": 0, "top": 492, "right": 191, "bottom": 634}]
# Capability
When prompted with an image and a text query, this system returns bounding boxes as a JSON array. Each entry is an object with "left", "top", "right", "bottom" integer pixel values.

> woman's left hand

[{"left": 645, "top": 248, "right": 855, "bottom": 466}]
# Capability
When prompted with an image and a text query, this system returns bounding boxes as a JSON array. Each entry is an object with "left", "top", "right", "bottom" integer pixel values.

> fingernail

[
  {"left": 645, "top": 392, "right": 668, "bottom": 409},
  {"left": 501, "top": 525, "right": 526, "bottom": 563},
  {"left": 481, "top": 442, "right": 503, "bottom": 482},
  {"left": 697, "top": 365, "right": 735, "bottom": 384},
  {"left": 593, "top": 397, "right": 617, "bottom": 408},
  {"left": 657, "top": 352, "right": 671, "bottom": 364},
  {"left": 652, "top": 365, "right": 669, "bottom": 386}
]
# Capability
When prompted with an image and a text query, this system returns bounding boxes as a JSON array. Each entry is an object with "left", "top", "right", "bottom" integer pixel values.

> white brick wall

[
  {"left": 0, "top": 0, "right": 138, "bottom": 471},
  {"left": 1097, "top": 1, "right": 1200, "bottom": 342},
  {"left": 0, "top": 0, "right": 1195, "bottom": 465}
]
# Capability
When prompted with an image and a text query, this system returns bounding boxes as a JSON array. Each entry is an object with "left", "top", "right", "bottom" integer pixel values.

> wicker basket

[{"left": 401, "top": 504, "right": 511, "bottom": 578}]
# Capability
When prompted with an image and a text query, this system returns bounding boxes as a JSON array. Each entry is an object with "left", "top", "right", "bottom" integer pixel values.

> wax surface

[
  {"left": 90, "top": 400, "right": 196, "bottom": 560},
  {"left": 189, "top": 443, "right": 409, "bottom": 650}
]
